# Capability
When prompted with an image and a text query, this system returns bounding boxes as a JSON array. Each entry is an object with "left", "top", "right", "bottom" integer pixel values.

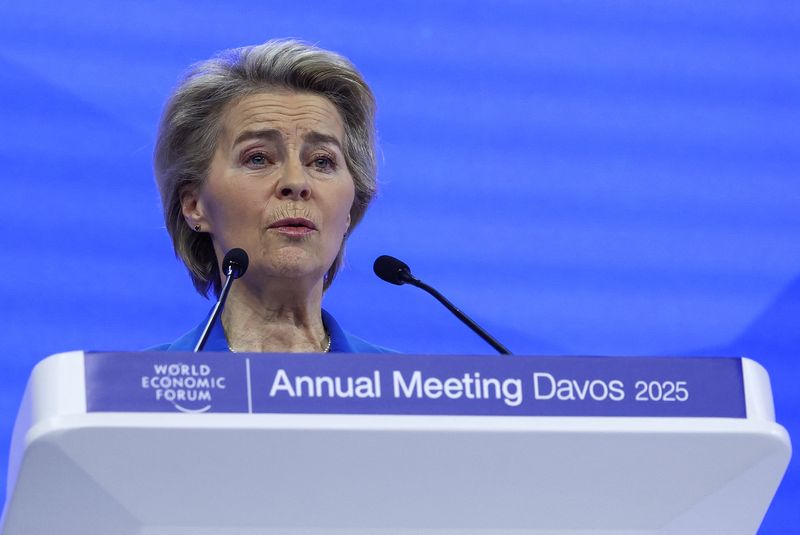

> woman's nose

[{"left": 276, "top": 162, "right": 311, "bottom": 200}]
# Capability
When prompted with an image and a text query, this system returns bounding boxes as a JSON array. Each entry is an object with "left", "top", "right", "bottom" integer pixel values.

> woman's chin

[{"left": 251, "top": 249, "right": 327, "bottom": 283}]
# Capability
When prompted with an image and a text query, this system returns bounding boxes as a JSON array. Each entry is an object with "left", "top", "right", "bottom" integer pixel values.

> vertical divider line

[{"left": 245, "top": 357, "right": 253, "bottom": 414}]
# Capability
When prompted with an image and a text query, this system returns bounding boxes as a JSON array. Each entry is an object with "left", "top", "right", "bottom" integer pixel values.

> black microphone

[
  {"left": 373, "top": 255, "right": 512, "bottom": 355},
  {"left": 373, "top": 255, "right": 415, "bottom": 285},
  {"left": 194, "top": 248, "right": 249, "bottom": 352}
]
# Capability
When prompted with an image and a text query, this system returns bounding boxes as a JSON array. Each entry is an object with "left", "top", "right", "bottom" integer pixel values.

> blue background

[{"left": 1, "top": 1, "right": 797, "bottom": 531}]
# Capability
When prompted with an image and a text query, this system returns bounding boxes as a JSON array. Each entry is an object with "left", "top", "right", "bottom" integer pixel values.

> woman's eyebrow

[
  {"left": 232, "top": 128, "right": 283, "bottom": 147},
  {"left": 303, "top": 131, "right": 342, "bottom": 150}
]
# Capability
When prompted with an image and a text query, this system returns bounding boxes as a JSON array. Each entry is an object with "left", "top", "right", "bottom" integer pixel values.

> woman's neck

[{"left": 220, "top": 279, "right": 327, "bottom": 353}]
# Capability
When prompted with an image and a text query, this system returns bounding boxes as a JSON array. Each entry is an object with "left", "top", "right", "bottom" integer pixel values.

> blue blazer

[{"left": 151, "top": 309, "right": 395, "bottom": 354}]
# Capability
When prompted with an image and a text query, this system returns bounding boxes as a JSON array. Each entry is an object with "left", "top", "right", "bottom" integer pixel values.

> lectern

[{"left": 1, "top": 351, "right": 791, "bottom": 534}]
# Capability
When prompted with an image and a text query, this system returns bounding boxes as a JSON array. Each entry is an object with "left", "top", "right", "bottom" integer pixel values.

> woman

[{"left": 153, "top": 39, "right": 392, "bottom": 353}]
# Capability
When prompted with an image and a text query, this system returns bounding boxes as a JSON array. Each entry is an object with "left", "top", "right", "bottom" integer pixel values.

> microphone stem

[
  {"left": 408, "top": 278, "right": 512, "bottom": 355},
  {"left": 194, "top": 267, "right": 235, "bottom": 352}
]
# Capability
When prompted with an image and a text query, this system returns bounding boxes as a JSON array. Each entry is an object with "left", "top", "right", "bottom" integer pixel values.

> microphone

[
  {"left": 373, "top": 255, "right": 512, "bottom": 355},
  {"left": 223, "top": 248, "right": 249, "bottom": 279},
  {"left": 194, "top": 248, "right": 249, "bottom": 352},
  {"left": 373, "top": 254, "right": 414, "bottom": 285}
]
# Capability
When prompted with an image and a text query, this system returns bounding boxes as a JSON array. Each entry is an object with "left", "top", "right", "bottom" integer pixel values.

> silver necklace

[{"left": 322, "top": 332, "right": 332, "bottom": 353}]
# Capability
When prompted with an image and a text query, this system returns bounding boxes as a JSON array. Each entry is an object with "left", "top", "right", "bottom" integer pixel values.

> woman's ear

[{"left": 180, "top": 188, "right": 208, "bottom": 232}]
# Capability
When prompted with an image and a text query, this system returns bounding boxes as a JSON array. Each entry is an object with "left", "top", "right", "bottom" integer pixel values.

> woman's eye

[
  {"left": 244, "top": 152, "right": 269, "bottom": 167},
  {"left": 311, "top": 155, "right": 336, "bottom": 171}
]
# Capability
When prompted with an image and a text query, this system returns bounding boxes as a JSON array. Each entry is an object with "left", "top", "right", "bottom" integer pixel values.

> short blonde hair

[{"left": 154, "top": 39, "right": 377, "bottom": 297}]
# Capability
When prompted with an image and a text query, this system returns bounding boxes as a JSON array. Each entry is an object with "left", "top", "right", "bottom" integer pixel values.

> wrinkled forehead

[{"left": 216, "top": 90, "right": 346, "bottom": 148}]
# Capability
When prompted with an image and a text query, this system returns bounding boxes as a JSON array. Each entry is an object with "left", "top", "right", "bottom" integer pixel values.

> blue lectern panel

[{"left": 85, "top": 352, "right": 746, "bottom": 418}]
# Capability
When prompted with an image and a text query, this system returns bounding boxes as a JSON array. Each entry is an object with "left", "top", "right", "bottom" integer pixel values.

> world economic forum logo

[{"left": 140, "top": 362, "right": 227, "bottom": 413}]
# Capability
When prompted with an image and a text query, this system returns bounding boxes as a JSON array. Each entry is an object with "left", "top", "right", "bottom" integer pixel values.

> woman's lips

[{"left": 267, "top": 218, "right": 317, "bottom": 237}]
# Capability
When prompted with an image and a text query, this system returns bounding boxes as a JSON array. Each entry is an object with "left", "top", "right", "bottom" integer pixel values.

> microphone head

[
  {"left": 222, "top": 248, "right": 249, "bottom": 279},
  {"left": 373, "top": 255, "right": 413, "bottom": 285}
]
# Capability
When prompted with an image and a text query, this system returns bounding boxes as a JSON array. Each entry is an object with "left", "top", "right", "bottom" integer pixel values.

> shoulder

[
  {"left": 145, "top": 342, "right": 173, "bottom": 351},
  {"left": 340, "top": 331, "right": 399, "bottom": 354},
  {"left": 322, "top": 309, "right": 399, "bottom": 354},
  {"left": 145, "top": 318, "right": 209, "bottom": 352}
]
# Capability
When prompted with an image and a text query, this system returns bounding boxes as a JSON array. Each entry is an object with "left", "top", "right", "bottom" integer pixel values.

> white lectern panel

[{"left": 1, "top": 351, "right": 791, "bottom": 535}]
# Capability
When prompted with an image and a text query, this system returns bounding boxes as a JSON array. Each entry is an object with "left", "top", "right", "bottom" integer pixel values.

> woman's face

[{"left": 182, "top": 91, "right": 355, "bottom": 290}]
